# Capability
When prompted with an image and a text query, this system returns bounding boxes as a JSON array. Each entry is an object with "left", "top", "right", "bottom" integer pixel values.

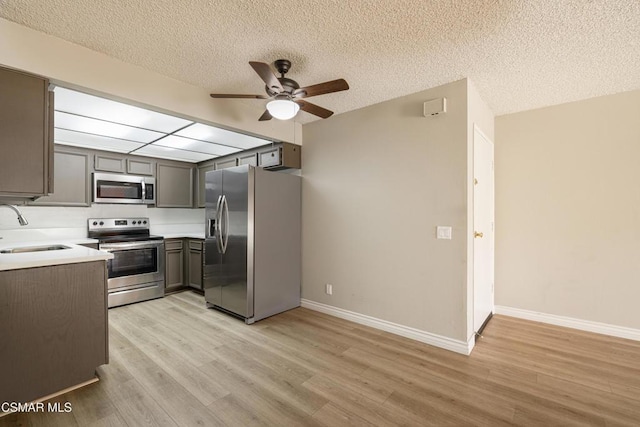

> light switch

[{"left": 436, "top": 226, "right": 452, "bottom": 240}]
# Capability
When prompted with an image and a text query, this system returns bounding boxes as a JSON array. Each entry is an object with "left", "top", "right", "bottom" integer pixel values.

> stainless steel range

[{"left": 88, "top": 218, "right": 164, "bottom": 308}]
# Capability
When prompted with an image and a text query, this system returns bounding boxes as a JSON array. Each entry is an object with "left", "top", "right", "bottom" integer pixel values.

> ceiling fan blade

[
  {"left": 258, "top": 110, "right": 273, "bottom": 121},
  {"left": 294, "top": 79, "right": 349, "bottom": 98},
  {"left": 249, "top": 61, "right": 283, "bottom": 92},
  {"left": 294, "top": 100, "right": 333, "bottom": 119},
  {"left": 210, "top": 94, "right": 267, "bottom": 99}
]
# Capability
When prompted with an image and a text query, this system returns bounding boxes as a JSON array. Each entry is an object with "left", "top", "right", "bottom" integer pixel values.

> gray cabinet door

[
  {"left": 238, "top": 153, "right": 258, "bottom": 167},
  {"left": 94, "top": 154, "right": 126, "bottom": 173},
  {"left": 187, "top": 240, "right": 203, "bottom": 290},
  {"left": 127, "top": 159, "right": 155, "bottom": 176},
  {"left": 215, "top": 158, "right": 237, "bottom": 170},
  {"left": 258, "top": 147, "right": 281, "bottom": 168},
  {"left": 156, "top": 163, "right": 194, "bottom": 208},
  {"left": 0, "top": 66, "right": 52, "bottom": 199},
  {"left": 30, "top": 149, "right": 90, "bottom": 206},
  {"left": 0, "top": 261, "right": 107, "bottom": 403},
  {"left": 165, "top": 239, "right": 184, "bottom": 290},
  {"left": 196, "top": 164, "right": 215, "bottom": 208}
]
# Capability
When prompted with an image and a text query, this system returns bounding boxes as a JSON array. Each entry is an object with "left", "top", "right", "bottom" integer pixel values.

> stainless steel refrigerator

[{"left": 204, "top": 164, "right": 301, "bottom": 323}]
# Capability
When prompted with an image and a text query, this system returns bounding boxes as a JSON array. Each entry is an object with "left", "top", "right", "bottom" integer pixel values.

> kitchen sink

[{"left": 0, "top": 244, "right": 72, "bottom": 254}]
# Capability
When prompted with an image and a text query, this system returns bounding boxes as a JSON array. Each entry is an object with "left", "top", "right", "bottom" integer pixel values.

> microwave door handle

[{"left": 141, "top": 179, "right": 146, "bottom": 202}]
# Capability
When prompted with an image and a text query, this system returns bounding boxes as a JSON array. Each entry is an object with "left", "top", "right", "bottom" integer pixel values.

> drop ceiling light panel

[
  {"left": 54, "top": 87, "right": 193, "bottom": 133},
  {"left": 176, "top": 123, "right": 270, "bottom": 150},
  {"left": 54, "top": 129, "right": 145, "bottom": 153},
  {"left": 55, "top": 111, "right": 164, "bottom": 143},
  {"left": 133, "top": 145, "right": 213, "bottom": 163},
  {"left": 153, "top": 135, "right": 241, "bottom": 156}
]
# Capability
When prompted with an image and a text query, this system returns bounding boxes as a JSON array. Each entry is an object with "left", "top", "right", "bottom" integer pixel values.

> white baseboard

[
  {"left": 495, "top": 305, "right": 640, "bottom": 342},
  {"left": 301, "top": 299, "right": 473, "bottom": 355}
]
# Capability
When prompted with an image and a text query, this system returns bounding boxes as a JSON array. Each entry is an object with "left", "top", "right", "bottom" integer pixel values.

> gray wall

[
  {"left": 302, "top": 79, "right": 469, "bottom": 341},
  {"left": 495, "top": 89, "right": 640, "bottom": 329}
]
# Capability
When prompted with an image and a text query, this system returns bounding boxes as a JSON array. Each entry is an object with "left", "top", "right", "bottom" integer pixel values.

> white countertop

[
  {"left": 162, "top": 232, "right": 205, "bottom": 239},
  {"left": 0, "top": 240, "right": 112, "bottom": 271}
]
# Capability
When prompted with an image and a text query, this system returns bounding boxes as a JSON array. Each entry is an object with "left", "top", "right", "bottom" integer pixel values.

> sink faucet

[{"left": 0, "top": 204, "right": 29, "bottom": 226}]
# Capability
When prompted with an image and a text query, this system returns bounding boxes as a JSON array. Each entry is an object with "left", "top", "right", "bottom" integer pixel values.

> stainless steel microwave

[{"left": 93, "top": 173, "right": 155, "bottom": 204}]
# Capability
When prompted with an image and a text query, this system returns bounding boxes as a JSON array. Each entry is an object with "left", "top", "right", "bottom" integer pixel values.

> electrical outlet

[{"left": 325, "top": 283, "right": 333, "bottom": 295}]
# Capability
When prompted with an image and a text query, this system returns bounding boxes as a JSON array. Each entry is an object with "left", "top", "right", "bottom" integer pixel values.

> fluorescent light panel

[
  {"left": 133, "top": 145, "right": 214, "bottom": 163},
  {"left": 176, "top": 123, "right": 271, "bottom": 150},
  {"left": 55, "top": 111, "right": 164, "bottom": 143},
  {"left": 54, "top": 87, "right": 193, "bottom": 133},
  {"left": 52, "top": 87, "right": 277, "bottom": 163},
  {"left": 153, "top": 135, "right": 242, "bottom": 156},
  {"left": 54, "top": 129, "right": 145, "bottom": 153}
]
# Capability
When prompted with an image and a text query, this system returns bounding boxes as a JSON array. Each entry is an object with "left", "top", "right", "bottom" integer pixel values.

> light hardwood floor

[{"left": 2, "top": 291, "right": 640, "bottom": 426}]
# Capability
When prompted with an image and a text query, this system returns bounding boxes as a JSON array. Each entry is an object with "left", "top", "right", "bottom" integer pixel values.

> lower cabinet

[
  {"left": 187, "top": 239, "right": 203, "bottom": 290},
  {"left": 164, "top": 239, "right": 184, "bottom": 291},
  {"left": 165, "top": 238, "right": 204, "bottom": 291},
  {"left": 0, "top": 261, "right": 108, "bottom": 403}
]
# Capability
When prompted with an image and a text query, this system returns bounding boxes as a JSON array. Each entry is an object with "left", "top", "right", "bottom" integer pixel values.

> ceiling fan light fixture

[{"left": 266, "top": 99, "right": 299, "bottom": 120}]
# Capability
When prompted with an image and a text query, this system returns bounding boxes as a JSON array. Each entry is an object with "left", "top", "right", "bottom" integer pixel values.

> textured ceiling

[{"left": 1, "top": 1, "right": 639, "bottom": 122}]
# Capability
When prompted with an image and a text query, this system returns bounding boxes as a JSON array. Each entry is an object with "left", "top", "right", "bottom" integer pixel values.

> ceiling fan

[{"left": 210, "top": 59, "right": 349, "bottom": 121}]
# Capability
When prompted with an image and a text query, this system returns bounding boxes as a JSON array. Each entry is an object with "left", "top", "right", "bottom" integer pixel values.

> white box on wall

[{"left": 424, "top": 98, "right": 447, "bottom": 117}]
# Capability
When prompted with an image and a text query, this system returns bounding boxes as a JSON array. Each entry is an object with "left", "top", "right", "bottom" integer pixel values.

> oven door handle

[{"left": 100, "top": 241, "right": 164, "bottom": 251}]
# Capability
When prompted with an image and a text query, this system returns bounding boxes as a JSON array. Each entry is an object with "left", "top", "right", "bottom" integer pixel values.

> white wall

[
  {"left": 302, "top": 79, "right": 470, "bottom": 343},
  {"left": 495, "top": 89, "right": 640, "bottom": 330},
  {"left": 0, "top": 18, "right": 302, "bottom": 145}
]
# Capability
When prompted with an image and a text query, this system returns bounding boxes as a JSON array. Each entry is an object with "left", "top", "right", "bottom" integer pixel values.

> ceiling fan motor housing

[
  {"left": 266, "top": 77, "right": 300, "bottom": 97},
  {"left": 274, "top": 59, "right": 292, "bottom": 75}
]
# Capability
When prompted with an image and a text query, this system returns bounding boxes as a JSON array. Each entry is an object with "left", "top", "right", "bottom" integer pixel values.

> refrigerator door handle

[
  {"left": 221, "top": 194, "right": 230, "bottom": 254},
  {"left": 215, "top": 195, "right": 223, "bottom": 253}
]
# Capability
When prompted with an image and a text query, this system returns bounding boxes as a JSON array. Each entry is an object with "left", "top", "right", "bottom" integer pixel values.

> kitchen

[
  {"left": 0, "top": 66, "right": 305, "bottom": 406},
  {"left": 2, "top": 2, "right": 640, "bottom": 424}
]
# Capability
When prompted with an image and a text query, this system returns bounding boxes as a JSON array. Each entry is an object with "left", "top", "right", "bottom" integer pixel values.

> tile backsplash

[{"left": 0, "top": 204, "right": 204, "bottom": 232}]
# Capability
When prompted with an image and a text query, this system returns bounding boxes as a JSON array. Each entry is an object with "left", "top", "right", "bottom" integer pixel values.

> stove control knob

[
  {"left": 99, "top": 221, "right": 104, "bottom": 226},
  {"left": 143, "top": 220, "right": 147, "bottom": 224},
  {"left": 92, "top": 221, "right": 98, "bottom": 226}
]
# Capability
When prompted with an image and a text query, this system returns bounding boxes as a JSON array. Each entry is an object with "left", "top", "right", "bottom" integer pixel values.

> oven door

[{"left": 100, "top": 241, "right": 165, "bottom": 291}]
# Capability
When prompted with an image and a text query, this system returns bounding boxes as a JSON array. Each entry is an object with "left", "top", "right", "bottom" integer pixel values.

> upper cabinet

[
  {"left": 127, "top": 159, "right": 155, "bottom": 176},
  {"left": 94, "top": 153, "right": 126, "bottom": 173},
  {"left": 196, "top": 164, "right": 215, "bottom": 208},
  {"left": 30, "top": 147, "right": 90, "bottom": 207},
  {"left": 0, "top": 66, "right": 54, "bottom": 200},
  {"left": 156, "top": 163, "right": 194, "bottom": 208}
]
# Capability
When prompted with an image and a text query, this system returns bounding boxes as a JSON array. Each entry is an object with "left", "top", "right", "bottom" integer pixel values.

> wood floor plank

[
  {"left": 312, "top": 402, "right": 377, "bottom": 427},
  {"left": 3, "top": 292, "right": 640, "bottom": 427}
]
